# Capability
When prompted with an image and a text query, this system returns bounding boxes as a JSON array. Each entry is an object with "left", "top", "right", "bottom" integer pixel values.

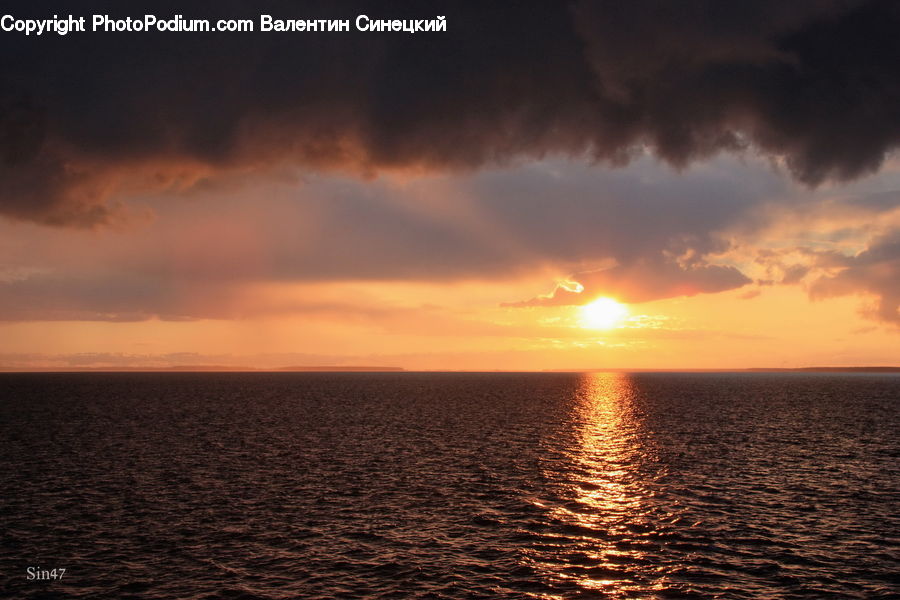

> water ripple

[{"left": 1, "top": 372, "right": 898, "bottom": 599}]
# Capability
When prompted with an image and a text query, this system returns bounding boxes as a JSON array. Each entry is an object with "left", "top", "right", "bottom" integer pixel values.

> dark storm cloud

[{"left": 2, "top": 0, "right": 900, "bottom": 225}]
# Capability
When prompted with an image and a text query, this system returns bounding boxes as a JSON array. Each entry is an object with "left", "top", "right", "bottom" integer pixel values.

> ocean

[{"left": 1, "top": 372, "right": 898, "bottom": 599}]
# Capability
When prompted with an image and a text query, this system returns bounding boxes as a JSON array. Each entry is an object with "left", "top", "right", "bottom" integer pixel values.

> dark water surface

[{"left": 1, "top": 372, "right": 898, "bottom": 599}]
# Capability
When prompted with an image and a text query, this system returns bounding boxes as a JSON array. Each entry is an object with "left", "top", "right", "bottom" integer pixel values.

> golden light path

[{"left": 525, "top": 373, "right": 673, "bottom": 597}]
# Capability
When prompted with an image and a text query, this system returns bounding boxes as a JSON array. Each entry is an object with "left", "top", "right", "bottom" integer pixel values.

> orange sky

[
  {"left": 4, "top": 1, "right": 900, "bottom": 370},
  {"left": 1, "top": 155, "right": 898, "bottom": 371}
]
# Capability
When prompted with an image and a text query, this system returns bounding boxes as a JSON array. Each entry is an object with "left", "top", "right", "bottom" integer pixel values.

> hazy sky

[{"left": 1, "top": 1, "right": 899, "bottom": 369}]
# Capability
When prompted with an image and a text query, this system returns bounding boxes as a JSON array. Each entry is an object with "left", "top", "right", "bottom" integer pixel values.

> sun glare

[{"left": 580, "top": 297, "right": 629, "bottom": 330}]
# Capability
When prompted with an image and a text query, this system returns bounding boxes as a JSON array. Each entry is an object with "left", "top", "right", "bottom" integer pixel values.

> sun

[{"left": 579, "top": 297, "right": 629, "bottom": 329}]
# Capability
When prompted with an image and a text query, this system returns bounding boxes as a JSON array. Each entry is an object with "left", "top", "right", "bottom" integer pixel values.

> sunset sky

[{"left": 1, "top": 1, "right": 899, "bottom": 370}]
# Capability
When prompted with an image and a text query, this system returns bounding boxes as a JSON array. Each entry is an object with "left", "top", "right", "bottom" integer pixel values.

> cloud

[
  {"left": 0, "top": 272, "right": 237, "bottom": 321},
  {"left": 0, "top": 270, "right": 419, "bottom": 322},
  {"left": 0, "top": 157, "right": 780, "bottom": 320},
  {"left": 505, "top": 259, "right": 751, "bottom": 306},
  {"left": 781, "top": 264, "right": 810, "bottom": 285},
  {"left": 0, "top": 154, "right": 896, "bottom": 324},
  {"left": 809, "top": 229, "right": 900, "bottom": 325},
  {"left": 2, "top": 0, "right": 900, "bottom": 225}
]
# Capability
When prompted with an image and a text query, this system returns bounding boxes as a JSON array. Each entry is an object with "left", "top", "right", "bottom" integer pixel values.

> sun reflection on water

[{"left": 525, "top": 372, "right": 669, "bottom": 598}]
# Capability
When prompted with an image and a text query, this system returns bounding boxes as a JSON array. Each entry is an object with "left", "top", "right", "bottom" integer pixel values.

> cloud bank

[
  {"left": 2, "top": 0, "right": 900, "bottom": 225},
  {"left": 0, "top": 158, "right": 785, "bottom": 320}
]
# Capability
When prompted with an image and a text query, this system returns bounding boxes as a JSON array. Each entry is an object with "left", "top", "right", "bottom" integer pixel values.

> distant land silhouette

[
  {"left": 744, "top": 366, "right": 900, "bottom": 373},
  {"left": 0, "top": 365, "right": 406, "bottom": 373},
  {"left": 548, "top": 367, "right": 900, "bottom": 373}
]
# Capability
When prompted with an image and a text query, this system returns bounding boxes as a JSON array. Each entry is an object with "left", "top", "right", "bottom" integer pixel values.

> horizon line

[{"left": 1, "top": 366, "right": 899, "bottom": 374}]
